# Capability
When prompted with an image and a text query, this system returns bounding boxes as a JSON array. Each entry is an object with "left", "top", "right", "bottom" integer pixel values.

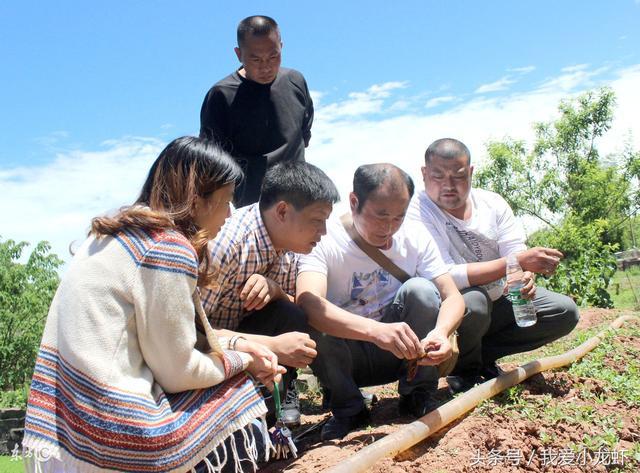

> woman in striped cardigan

[{"left": 22, "top": 136, "right": 284, "bottom": 473}]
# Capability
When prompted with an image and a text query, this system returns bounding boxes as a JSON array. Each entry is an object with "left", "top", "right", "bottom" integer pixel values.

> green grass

[
  {"left": 476, "top": 318, "right": 640, "bottom": 470},
  {"left": 0, "top": 455, "right": 25, "bottom": 473},
  {"left": 610, "top": 267, "right": 640, "bottom": 309},
  {"left": 492, "top": 323, "right": 640, "bottom": 408}
]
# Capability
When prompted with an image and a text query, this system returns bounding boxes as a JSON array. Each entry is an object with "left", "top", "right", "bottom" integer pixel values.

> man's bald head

[
  {"left": 237, "top": 15, "right": 280, "bottom": 47},
  {"left": 424, "top": 138, "right": 471, "bottom": 166},
  {"left": 353, "top": 163, "right": 414, "bottom": 212}
]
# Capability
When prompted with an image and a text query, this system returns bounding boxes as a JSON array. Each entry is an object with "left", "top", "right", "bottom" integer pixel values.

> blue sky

[{"left": 1, "top": 0, "right": 640, "bottom": 264}]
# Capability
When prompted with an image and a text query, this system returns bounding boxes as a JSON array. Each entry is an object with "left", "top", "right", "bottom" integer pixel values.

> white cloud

[
  {"left": 509, "top": 66, "right": 536, "bottom": 74},
  {"left": 0, "top": 137, "right": 164, "bottom": 265},
  {"left": 425, "top": 95, "right": 457, "bottom": 108},
  {"left": 366, "top": 81, "right": 408, "bottom": 98},
  {"left": 475, "top": 76, "right": 516, "bottom": 93},
  {"left": 34, "top": 130, "right": 70, "bottom": 147},
  {"left": 306, "top": 63, "right": 640, "bottom": 229},
  {"left": 560, "top": 64, "right": 589, "bottom": 73},
  {"left": 388, "top": 99, "right": 411, "bottom": 112},
  {"left": 536, "top": 65, "right": 608, "bottom": 93},
  {"left": 597, "top": 64, "right": 640, "bottom": 156},
  {"left": 309, "top": 90, "right": 324, "bottom": 106},
  {"left": 316, "top": 81, "right": 408, "bottom": 121},
  {"left": 2, "top": 64, "right": 639, "bottom": 265}
]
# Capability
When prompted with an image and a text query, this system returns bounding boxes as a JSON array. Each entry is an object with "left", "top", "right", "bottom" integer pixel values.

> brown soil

[{"left": 262, "top": 309, "right": 640, "bottom": 472}]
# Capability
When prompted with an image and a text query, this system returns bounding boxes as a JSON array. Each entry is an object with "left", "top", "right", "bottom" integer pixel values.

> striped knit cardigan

[{"left": 22, "top": 227, "right": 269, "bottom": 472}]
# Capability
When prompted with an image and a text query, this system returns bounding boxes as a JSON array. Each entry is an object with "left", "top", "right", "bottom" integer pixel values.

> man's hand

[
  {"left": 417, "top": 329, "right": 452, "bottom": 366},
  {"left": 240, "top": 274, "right": 286, "bottom": 311},
  {"left": 266, "top": 332, "right": 317, "bottom": 368},
  {"left": 518, "top": 247, "right": 563, "bottom": 275},
  {"left": 370, "top": 321, "right": 423, "bottom": 360},
  {"left": 520, "top": 271, "right": 537, "bottom": 300}
]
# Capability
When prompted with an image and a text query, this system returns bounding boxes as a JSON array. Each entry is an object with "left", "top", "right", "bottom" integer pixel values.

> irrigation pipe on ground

[{"left": 326, "top": 314, "right": 639, "bottom": 473}]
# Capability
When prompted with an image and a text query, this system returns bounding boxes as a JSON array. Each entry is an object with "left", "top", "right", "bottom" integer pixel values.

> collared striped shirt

[{"left": 201, "top": 203, "right": 298, "bottom": 330}]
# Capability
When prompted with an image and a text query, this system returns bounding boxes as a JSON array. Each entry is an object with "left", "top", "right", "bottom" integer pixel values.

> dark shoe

[
  {"left": 446, "top": 374, "right": 484, "bottom": 395},
  {"left": 320, "top": 408, "right": 370, "bottom": 441},
  {"left": 362, "top": 390, "right": 379, "bottom": 409},
  {"left": 481, "top": 362, "right": 505, "bottom": 380},
  {"left": 398, "top": 390, "right": 439, "bottom": 418},
  {"left": 281, "top": 379, "right": 301, "bottom": 428},
  {"left": 321, "top": 388, "right": 378, "bottom": 411}
]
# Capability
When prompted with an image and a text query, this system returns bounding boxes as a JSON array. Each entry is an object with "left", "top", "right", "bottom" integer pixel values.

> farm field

[{"left": 264, "top": 308, "right": 639, "bottom": 472}]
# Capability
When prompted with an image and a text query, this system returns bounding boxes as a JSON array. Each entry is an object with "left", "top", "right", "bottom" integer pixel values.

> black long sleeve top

[{"left": 200, "top": 67, "right": 314, "bottom": 207}]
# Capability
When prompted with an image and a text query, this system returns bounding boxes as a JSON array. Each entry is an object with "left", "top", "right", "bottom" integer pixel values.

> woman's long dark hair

[{"left": 91, "top": 136, "right": 243, "bottom": 286}]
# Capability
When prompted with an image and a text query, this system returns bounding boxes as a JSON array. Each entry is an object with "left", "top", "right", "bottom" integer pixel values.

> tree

[
  {"left": 621, "top": 215, "right": 640, "bottom": 249},
  {"left": 527, "top": 217, "right": 618, "bottom": 308},
  {"left": 0, "top": 238, "right": 62, "bottom": 390},
  {"left": 475, "top": 88, "right": 640, "bottom": 307}
]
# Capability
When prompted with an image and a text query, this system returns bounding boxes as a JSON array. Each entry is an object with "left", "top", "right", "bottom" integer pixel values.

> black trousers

[
  {"left": 454, "top": 286, "right": 580, "bottom": 376},
  {"left": 237, "top": 299, "right": 312, "bottom": 403}
]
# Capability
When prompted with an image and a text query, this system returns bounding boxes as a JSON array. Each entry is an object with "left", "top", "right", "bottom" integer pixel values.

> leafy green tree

[
  {"left": 0, "top": 238, "right": 62, "bottom": 390},
  {"left": 528, "top": 217, "right": 618, "bottom": 307},
  {"left": 475, "top": 88, "right": 639, "bottom": 307},
  {"left": 621, "top": 215, "right": 640, "bottom": 250}
]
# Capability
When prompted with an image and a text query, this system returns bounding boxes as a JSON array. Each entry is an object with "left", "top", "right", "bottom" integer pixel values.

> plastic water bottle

[{"left": 506, "top": 253, "right": 537, "bottom": 327}]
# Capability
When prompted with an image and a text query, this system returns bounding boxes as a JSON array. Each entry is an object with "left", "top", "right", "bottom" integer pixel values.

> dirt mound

[{"left": 262, "top": 309, "right": 639, "bottom": 472}]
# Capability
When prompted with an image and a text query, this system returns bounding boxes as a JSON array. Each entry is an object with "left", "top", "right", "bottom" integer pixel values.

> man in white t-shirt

[
  {"left": 407, "top": 138, "right": 579, "bottom": 394},
  {"left": 297, "top": 163, "right": 465, "bottom": 441}
]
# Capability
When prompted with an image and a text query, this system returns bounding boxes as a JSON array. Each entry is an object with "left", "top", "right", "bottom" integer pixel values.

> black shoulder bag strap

[{"left": 340, "top": 213, "right": 459, "bottom": 377}]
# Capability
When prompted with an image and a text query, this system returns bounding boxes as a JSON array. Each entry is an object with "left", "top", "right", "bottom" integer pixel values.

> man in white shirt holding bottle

[{"left": 407, "top": 138, "right": 579, "bottom": 393}]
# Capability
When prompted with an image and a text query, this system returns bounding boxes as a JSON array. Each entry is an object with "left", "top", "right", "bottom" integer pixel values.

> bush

[
  {"left": 528, "top": 217, "right": 618, "bottom": 307},
  {"left": 0, "top": 238, "right": 62, "bottom": 391},
  {"left": 0, "top": 384, "right": 29, "bottom": 409}
]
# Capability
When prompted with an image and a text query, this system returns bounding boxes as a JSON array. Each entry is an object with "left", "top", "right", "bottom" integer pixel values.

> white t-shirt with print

[
  {"left": 406, "top": 189, "right": 526, "bottom": 301},
  {"left": 298, "top": 216, "right": 448, "bottom": 321}
]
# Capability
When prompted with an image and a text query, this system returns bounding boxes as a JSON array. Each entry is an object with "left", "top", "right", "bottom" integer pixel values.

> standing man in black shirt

[{"left": 200, "top": 15, "right": 314, "bottom": 207}]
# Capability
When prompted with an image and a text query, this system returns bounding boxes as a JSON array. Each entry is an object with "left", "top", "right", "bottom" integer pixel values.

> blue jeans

[{"left": 310, "top": 278, "right": 441, "bottom": 417}]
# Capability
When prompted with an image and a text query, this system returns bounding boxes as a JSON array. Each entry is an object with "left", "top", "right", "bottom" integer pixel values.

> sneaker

[
  {"left": 446, "top": 374, "right": 484, "bottom": 395},
  {"left": 481, "top": 362, "right": 505, "bottom": 380},
  {"left": 398, "top": 389, "right": 439, "bottom": 418},
  {"left": 320, "top": 408, "right": 370, "bottom": 441},
  {"left": 281, "top": 379, "right": 301, "bottom": 428}
]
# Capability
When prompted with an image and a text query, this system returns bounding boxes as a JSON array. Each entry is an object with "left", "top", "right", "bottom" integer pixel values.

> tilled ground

[{"left": 261, "top": 308, "right": 640, "bottom": 472}]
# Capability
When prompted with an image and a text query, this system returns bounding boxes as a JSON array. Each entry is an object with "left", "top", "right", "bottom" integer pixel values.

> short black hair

[
  {"left": 259, "top": 161, "right": 340, "bottom": 211},
  {"left": 353, "top": 163, "right": 414, "bottom": 212},
  {"left": 237, "top": 15, "right": 280, "bottom": 47},
  {"left": 425, "top": 138, "right": 471, "bottom": 165}
]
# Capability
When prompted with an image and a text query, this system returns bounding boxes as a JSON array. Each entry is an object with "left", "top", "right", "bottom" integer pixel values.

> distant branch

[{"left": 519, "top": 208, "right": 558, "bottom": 230}]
